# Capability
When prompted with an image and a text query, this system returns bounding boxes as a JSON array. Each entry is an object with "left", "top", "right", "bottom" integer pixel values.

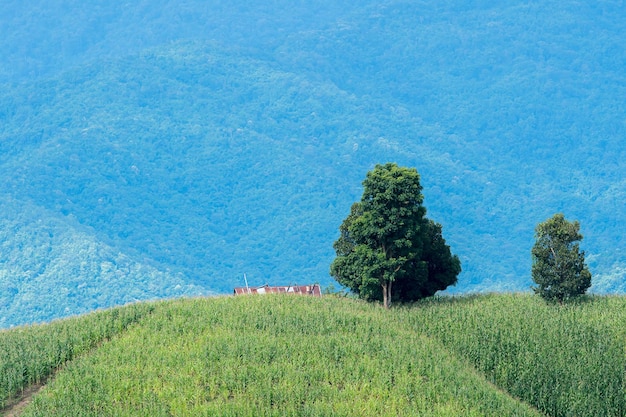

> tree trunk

[
  {"left": 382, "top": 281, "right": 392, "bottom": 309},
  {"left": 382, "top": 283, "right": 388, "bottom": 309}
]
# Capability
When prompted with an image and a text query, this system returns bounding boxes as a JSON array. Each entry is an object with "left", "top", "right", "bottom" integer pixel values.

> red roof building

[{"left": 233, "top": 284, "right": 322, "bottom": 297}]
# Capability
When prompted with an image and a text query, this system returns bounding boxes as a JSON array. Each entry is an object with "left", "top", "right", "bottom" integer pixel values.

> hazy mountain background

[{"left": 1, "top": 0, "right": 625, "bottom": 327}]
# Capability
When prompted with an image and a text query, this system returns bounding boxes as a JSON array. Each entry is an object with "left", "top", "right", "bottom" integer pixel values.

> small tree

[
  {"left": 531, "top": 213, "right": 591, "bottom": 302},
  {"left": 330, "top": 163, "right": 460, "bottom": 308}
]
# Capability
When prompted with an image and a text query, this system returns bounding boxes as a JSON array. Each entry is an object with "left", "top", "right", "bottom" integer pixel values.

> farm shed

[{"left": 233, "top": 284, "right": 322, "bottom": 297}]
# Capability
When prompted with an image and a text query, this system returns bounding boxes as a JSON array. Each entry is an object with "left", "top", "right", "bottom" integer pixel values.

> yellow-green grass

[
  {"left": 6, "top": 294, "right": 626, "bottom": 416},
  {"left": 410, "top": 294, "right": 626, "bottom": 417},
  {"left": 20, "top": 295, "right": 541, "bottom": 416},
  {"left": 0, "top": 302, "right": 154, "bottom": 410}
]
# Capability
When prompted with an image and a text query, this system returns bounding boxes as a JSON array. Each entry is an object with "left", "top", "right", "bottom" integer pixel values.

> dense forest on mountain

[{"left": 1, "top": 0, "right": 625, "bottom": 326}]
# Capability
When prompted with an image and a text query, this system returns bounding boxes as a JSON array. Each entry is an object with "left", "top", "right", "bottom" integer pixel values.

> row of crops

[
  {"left": 2, "top": 294, "right": 625, "bottom": 416},
  {"left": 408, "top": 294, "right": 626, "bottom": 417},
  {"left": 0, "top": 302, "right": 155, "bottom": 410},
  {"left": 12, "top": 296, "right": 541, "bottom": 416}
]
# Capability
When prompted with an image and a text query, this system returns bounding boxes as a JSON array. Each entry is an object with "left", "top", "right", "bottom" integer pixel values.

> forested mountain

[{"left": 1, "top": 0, "right": 625, "bottom": 327}]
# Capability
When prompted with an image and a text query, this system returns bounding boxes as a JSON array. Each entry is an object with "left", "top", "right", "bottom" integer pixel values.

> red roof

[{"left": 233, "top": 284, "right": 322, "bottom": 296}]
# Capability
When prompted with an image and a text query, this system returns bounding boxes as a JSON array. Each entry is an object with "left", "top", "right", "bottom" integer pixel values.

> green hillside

[{"left": 2, "top": 294, "right": 625, "bottom": 416}]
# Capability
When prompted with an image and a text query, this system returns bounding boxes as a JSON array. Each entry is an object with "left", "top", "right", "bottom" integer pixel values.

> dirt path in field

[{"left": 1, "top": 383, "right": 45, "bottom": 417}]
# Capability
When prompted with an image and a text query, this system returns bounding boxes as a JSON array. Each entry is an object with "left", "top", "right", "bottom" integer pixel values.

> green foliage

[
  {"left": 331, "top": 163, "right": 460, "bottom": 307},
  {"left": 0, "top": 302, "right": 153, "bottom": 409},
  {"left": 411, "top": 294, "right": 626, "bottom": 417},
  {"left": 4, "top": 294, "right": 626, "bottom": 416},
  {"left": 531, "top": 213, "right": 592, "bottom": 302},
  {"left": 19, "top": 296, "right": 541, "bottom": 417}
]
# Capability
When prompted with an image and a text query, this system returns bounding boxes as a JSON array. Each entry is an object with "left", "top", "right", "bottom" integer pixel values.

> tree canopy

[
  {"left": 330, "top": 163, "right": 460, "bottom": 308},
  {"left": 531, "top": 213, "right": 592, "bottom": 302}
]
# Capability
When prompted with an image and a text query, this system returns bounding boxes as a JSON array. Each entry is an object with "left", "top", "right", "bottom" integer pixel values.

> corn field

[
  {"left": 0, "top": 302, "right": 154, "bottom": 410},
  {"left": 409, "top": 294, "right": 626, "bottom": 417},
  {"left": 2, "top": 294, "right": 625, "bottom": 416}
]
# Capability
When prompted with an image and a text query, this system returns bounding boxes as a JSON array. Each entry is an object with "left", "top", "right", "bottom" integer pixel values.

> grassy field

[
  {"left": 2, "top": 294, "right": 625, "bottom": 416},
  {"left": 0, "top": 302, "right": 154, "bottom": 410},
  {"left": 410, "top": 294, "right": 626, "bottom": 417}
]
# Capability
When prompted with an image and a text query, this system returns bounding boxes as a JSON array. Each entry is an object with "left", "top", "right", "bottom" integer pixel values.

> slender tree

[
  {"left": 330, "top": 163, "right": 460, "bottom": 308},
  {"left": 531, "top": 213, "right": 591, "bottom": 302}
]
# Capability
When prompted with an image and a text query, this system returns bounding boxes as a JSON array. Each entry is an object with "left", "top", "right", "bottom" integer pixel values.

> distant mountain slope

[
  {"left": 0, "top": 196, "right": 205, "bottom": 327},
  {"left": 0, "top": 0, "right": 356, "bottom": 83},
  {"left": 1, "top": 41, "right": 416, "bottom": 327},
  {"left": 274, "top": 0, "right": 626, "bottom": 288},
  {"left": 1, "top": 1, "right": 625, "bottom": 326}
]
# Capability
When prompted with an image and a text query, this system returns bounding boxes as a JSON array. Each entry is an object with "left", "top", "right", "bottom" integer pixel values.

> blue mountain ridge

[{"left": 0, "top": 0, "right": 625, "bottom": 327}]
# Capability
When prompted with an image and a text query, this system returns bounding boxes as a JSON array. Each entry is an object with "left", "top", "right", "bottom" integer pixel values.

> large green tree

[
  {"left": 330, "top": 163, "right": 460, "bottom": 308},
  {"left": 531, "top": 213, "right": 592, "bottom": 302}
]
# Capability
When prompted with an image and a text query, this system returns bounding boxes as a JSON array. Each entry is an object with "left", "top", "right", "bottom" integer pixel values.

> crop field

[
  {"left": 2, "top": 294, "right": 625, "bottom": 416},
  {"left": 0, "top": 302, "right": 154, "bottom": 410},
  {"left": 410, "top": 294, "right": 626, "bottom": 417}
]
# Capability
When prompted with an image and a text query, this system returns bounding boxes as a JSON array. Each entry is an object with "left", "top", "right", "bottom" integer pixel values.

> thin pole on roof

[{"left": 244, "top": 273, "right": 250, "bottom": 294}]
